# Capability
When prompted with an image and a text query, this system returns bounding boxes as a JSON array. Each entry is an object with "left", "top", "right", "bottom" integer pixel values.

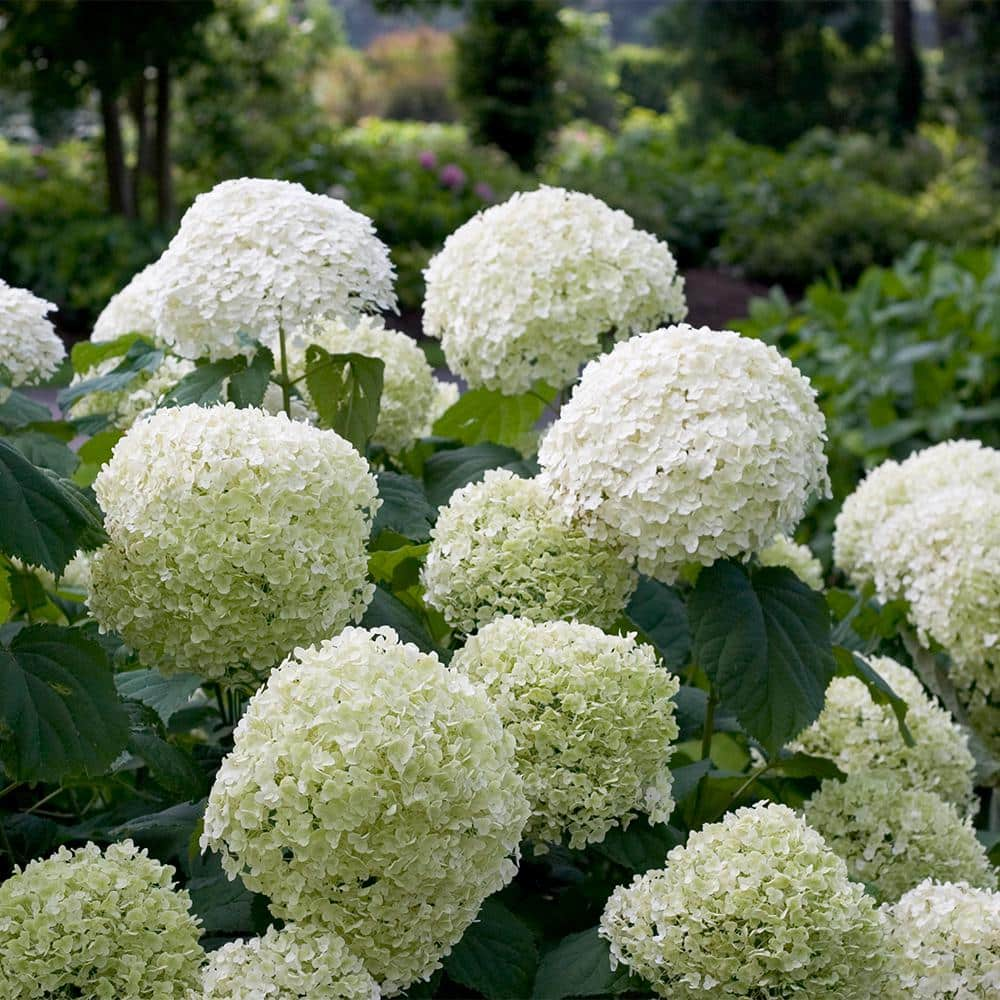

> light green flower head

[
  {"left": 452, "top": 616, "right": 679, "bottom": 851},
  {"left": 599, "top": 802, "right": 893, "bottom": 998},
  {"left": 804, "top": 771, "right": 996, "bottom": 902},
  {"left": 422, "top": 469, "right": 637, "bottom": 634},
  {"left": 0, "top": 840, "right": 203, "bottom": 999},
  {"left": 201, "top": 626, "right": 530, "bottom": 996},
  {"left": 758, "top": 534, "right": 824, "bottom": 590}
]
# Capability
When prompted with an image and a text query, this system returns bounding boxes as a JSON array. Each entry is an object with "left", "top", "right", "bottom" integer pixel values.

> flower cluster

[
  {"left": 0, "top": 278, "right": 64, "bottom": 388},
  {"left": 201, "top": 627, "right": 529, "bottom": 994},
  {"left": 791, "top": 655, "right": 976, "bottom": 811},
  {"left": 452, "top": 617, "right": 679, "bottom": 850},
  {"left": 599, "top": 802, "right": 891, "bottom": 998},
  {"left": 154, "top": 178, "right": 396, "bottom": 361},
  {"left": 423, "top": 187, "right": 686, "bottom": 394},
  {"left": 201, "top": 923, "right": 380, "bottom": 1000},
  {"left": 803, "top": 772, "right": 996, "bottom": 902},
  {"left": 91, "top": 260, "right": 163, "bottom": 343},
  {"left": 887, "top": 879, "right": 1000, "bottom": 998},
  {"left": 88, "top": 404, "right": 379, "bottom": 685},
  {"left": 10, "top": 550, "right": 92, "bottom": 596},
  {"left": 422, "top": 377, "right": 460, "bottom": 435},
  {"left": 0, "top": 841, "right": 203, "bottom": 999},
  {"left": 539, "top": 326, "right": 830, "bottom": 583},
  {"left": 67, "top": 354, "right": 196, "bottom": 430},
  {"left": 421, "top": 470, "right": 637, "bottom": 633},
  {"left": 758, "top": 534, "right": 824, "bottom": 590}
]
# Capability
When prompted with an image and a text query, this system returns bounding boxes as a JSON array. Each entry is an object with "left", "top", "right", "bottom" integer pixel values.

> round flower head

[
  {"left": 92, "top": 260, "right": 163, "bottom": 343},
  {"left": 423, "top": 187, "right": 686, "bottom": 394},
  {"left": 758, "top": 534, "right": 824, "bottom": 590},
  {"left": 803, "top": 772, "right": 996, "bottom": 902},
  {"left": 791, "top": 655, "right": 975, "bottom": 812},
  {"left": 887, "top": 879, "right": 1000, "bottom": 998},
  {"left": 201, "top": 627, "right": 530, "bottom": 995},
  {"left": 288, "top": 315, "right": 435, "bottom": 454},
  {"left": 599, "top": 802, "right": 892, "bottom": 998},
  {"left": 67, "top": 354, "right": 196, "bottom": 430},
  {"left": 538, "top": 326, "right": 830, "bottom": 583},
  {"left": 0, "top": 841, "right": 203, "bottom": 999},
  {"left": 201, "top": 923, "right": 380, "bottom": 1000},
  {"left": 154, "top": 178, "right": 396, "bottom": 360},
  {"left": 451, "top": 617, "right": 679, "bottom": 850},
  {"left": 88, "top": 404, "right": 379, "bottom": 685},
  {"left": 421, "top": 469, "right": 637, "bottom": 633},
  {"left": 0, "top": 277, "right": 64, "bottom": 388}
]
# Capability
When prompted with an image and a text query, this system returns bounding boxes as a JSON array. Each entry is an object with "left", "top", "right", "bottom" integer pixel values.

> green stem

[
  {"left": 277, "top": 320, "right": 292, "bottom": 418},
  {"left": 211, "top": 683, "right": 229, "bottom": 727},
  {"left": 0, "top": 815, "right": 15, "bottom": 865},
  {"left": 723, "top": 763, "right": 772, "bottom": 816},
  {"left": 701, "top": 685, "right": 717, "bottom": 761},
  {"left": 0, "top": 782, "right": 21, "bottom": 800},
  {"left": 24, "top": 787, "right": 61, "bottom": 815}
]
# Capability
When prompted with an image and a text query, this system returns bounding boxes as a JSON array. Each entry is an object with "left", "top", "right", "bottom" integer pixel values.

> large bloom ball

[
  {"left": 599, "top": 802, "right": 892, "bottom": 999},
  {"left": 88, "top": 404, "right": 379, "bottom": 684},
  {"left": 0, "top": 278, "right": 64, "bottom": 387},
  {"left": 538, "top": 326, "right": 830, "bottom": 583},
  {"left": 201, "top": 923, "right": 379, "bottom": 1000},
  {"left": 154, "top": 178, "right": 396, "bottom": 361},
  {"left": 421, "top": 469, "right": 637, "bottom": 633},
  {"left": 423, "top": 187, "right": 686, "bottom": 394},
  {"left": 803, "top": 772, "right": 996, "bottom": 902},
  {"left": 790, "top": 655, "right": 976, "bottom": 812},
  {"left": 451, "top": 617, "right": 679, "bottom": 851},
  {"left": 201, "top": 627, "right": 530, "bottom": 995},
  {"left": 288, "top": 315, "right": 436, "bottom": 454},
  {"left": 91, "top": 260, "right": 163, "bottom": 343},
  {"left": 0, "top": 841, "right": 203, "bottom": 999},
  {"left": 758, "top": 534, "right": 824, "bottom": 590},
  {"left": 887, "top": 879, "right": 1000, "bottom": 998}
]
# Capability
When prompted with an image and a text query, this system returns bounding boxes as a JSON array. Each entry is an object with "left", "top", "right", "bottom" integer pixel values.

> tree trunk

[
  {"left": 129, "top": 73, "right": 153, "bottom": 221},
  {"left": 99, "top": 86, "right": 133, "bottom": 217},
  {"left": 891, "top": 0, "right": 923, "bottom": 135},
  {"left": 154, "top": 59, "right": 174, "bottom": 228}
]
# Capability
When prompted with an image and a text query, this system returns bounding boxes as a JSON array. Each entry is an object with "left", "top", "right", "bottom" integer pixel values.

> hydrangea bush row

[{"left": 0, "top": 177, "right": 996, "bottom": 999}]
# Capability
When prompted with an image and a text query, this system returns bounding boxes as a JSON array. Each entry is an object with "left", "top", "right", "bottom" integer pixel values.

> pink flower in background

[
  {"left": 439, "top": 163, "right": 466, "bottom": 190},
  {"left": 30, "top": 144, "right": 45, "bottom": 157},
  {"left": 418, "top": 150, "right": 437, "bottom": 170},
  {"left": 474, "top": 181, "right": 495, "bottom": 203}
]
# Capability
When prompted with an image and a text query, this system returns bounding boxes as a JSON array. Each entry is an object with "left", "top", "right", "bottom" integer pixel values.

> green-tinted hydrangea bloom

[
  {"left": 422, "top": 469, "right": 637, "bottom": 633},
  {"left": 758, "top": 534, "right": 824, "bottom": 590},
  {"left": 452, "top": 617, "right": 679, "bottom": 851},
  {"left": 804, "top": 772, "right": 996, "bottom": 902},
  {"left": 0, "top": 841, "right": 203, "bottom": 999},
  {"left": 599, "top": 802, "right": 892, "bottom": 998},
  {"left": 201, "top": 627, "right": 529, "bottom": 996}
]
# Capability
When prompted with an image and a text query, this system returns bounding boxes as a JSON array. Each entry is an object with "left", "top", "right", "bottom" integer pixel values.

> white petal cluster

[
  {"left": 758, "top": 534, "right": 824, "bottom": 590},
  {"left": 201, "top": 923, "right": 380, "bottom": 1000},
  {"left": 452, "top": 617, "right": 679, "bottom": 851},
  {"left": 91, "top": 261, "right": 163, "bottom": 343},
  {"left": 88, "top": 404, "right": 378, "bottom": 685},
  {"left": 201, "top": 627, "right": 529, "bottom": 995},
  {"left": 0, "top": 841, "right": 203, "bottom": 999},
  {"left": 421, "top": 378, "right": 460, "bottom": 436},
  {"left": 791, "top": 655, "right": 976, "bottom": 811},
  {"left": 0, "top": 278, "right": 64, "bottom": 387},
  {"left": 154, "top": 178, "right": 396, "bottom": 361},
  {"left": 539, "top": 326, "right": 830, "bottom": 583},
  {"left": 803, "top": 772, "right": 996, "bottom": 902},
  {"left": 422, "top": 469, "right": 637, "bottom": 633},
  {"left": 68, "top": 354, "right": 196, "bottom": 429},
  {"left": 423, "top": 187, "right": 686, "bottom": 394},
  {"left": 599, "top": 802, "right": 892, "bottom": 998},
  {"left": 887, "top": 879, "right": 1000, "bottom": 998}
]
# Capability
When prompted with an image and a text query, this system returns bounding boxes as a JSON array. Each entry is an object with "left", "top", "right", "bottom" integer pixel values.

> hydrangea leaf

[
  {"left": 626, "top": 576, "right": 691, "bottom": 670},
  {"left": 532, "top": 927, "right": 636, "bottom": 999},
  {"left": 372, "top": 471, "right": 437, "bottom": 543},
  {"left": 0, "top": 389, "right": 53, "bottom": 429},
  {"left": 360, "top": 584, "right": 436, "bottom": 652},
  {"left": 70, "top": 332, "right": 153, "bottom": 374},
  {"left": 58, "top": 339, "right": 163, "bottom": 409},
  {"left": 423, "top": 442, "right": 539, "bottom": 508},
  {"left": 115, "top": 668, "right": 202, "bottom": 725},
  {"left": 832, "top": 645, "right": 914, "bottom": 746},
  {"left": 5, "top": 429, "right": 79, "bottom": 478},
  {"left": 226, "top": 346, "right": 274, "bottom": 408},
  {"left": 593, "top": 818, "right": 684, "bottom": 874},
  {"left": 159, "top": 356, "right": 248, "bottom": 408},
  {"left": 304, "top": 346, "right": 384, "bottom": 452},
  {"left": 433, "top": 385, "right": 551, "bottom": 448}
]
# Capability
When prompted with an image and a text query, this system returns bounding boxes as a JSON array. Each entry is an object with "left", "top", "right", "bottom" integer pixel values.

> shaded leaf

[
  {"left": 0, "top": 389, "right": 52, "bottom": 429},
  {"left": 305, "top": 347, "right": 384, "bottom": 452},
  {"left": 626, "top": 576, "right": 690, "bottom": 670},
  {"left": 227, "top": 346, "right": 274, "bottom": 408},
  {"left": 70, "top": 333, "right": 152, "bottom": 374},
  {"left": 160, "top": 356, "right": 248, "bottom": 408},
  {"left": 115, "top": 669, "right": 202, "bottom": 725},
  {"left": 593, "top": 818, "right": 682, "bottom": 873},
  {"left": 833, "top": 645, "right": 913, "bottom": 746},
  {"left": 361, "top": 585, "right": 436, "bottom": 652},
  {"left": 373, "top": 471, "right": 437, "bottom": 543},
  {"left": 423, "top": 443, "right": 538, "bottom": 509},
  {"left": 532, "top": 927, "right": 634, "bottom": 999},
  {"left": 58, "top": 340, "right": 163, "bottom": 409},
  {"left": 433, "top": 386, "right": 550, "bottom": 449}
]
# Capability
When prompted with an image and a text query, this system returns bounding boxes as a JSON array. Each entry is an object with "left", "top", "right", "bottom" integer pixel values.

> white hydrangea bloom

[
  {"left": 887, "top": 879, "right": 1000, "bottom": 998},
  {"left": 91, "top": 260, "right": 163, "bottom": 343},
  {"left": 67, "top": 354, "right": 196, "bottom": 429},
  {"left": 0, "top": 841, "right": 203, "bottom": 999},
  {"left": 154, "top": 178, "right": 396, "bottom": 361},
  {"left": 201, "top": 923, "right": 379, "bottom": 1000},
  {"left": 599, "top": 802, "right": 893, "bottom": 998},
  {"left": 803, "top": 772, "right": 996, "bottom": 902},
  {"left": 451, "top": 617, "right": 679, "bottom": 851},
  {"left": 539, "top": 326, "right": 830, "bottom": 583},
  {"left": 423, "top": 187, "right": 686, "bottom": 394},
  {"left": 0, "top": 278, "right": 64, "bottom": 387},
  {"left": 88, "top": 404, "right": 379, "bottom": 685},
  {"left": 758, "top": 534, "right": 824, "bottom": 590},
  {"left": 422, "top": 469, "right": 637, "bottom": 633},
  {"left": 421, "top": 377, "right": 460, "bottom": 436},
  {"left": 790, "top": 656, "right": 976, "bottom": 811},
  {"left": 201, "top": 627, "right": 530, "bottom": 995}
]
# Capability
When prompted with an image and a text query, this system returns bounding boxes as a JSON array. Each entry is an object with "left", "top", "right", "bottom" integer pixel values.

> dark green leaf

[
  {"left": 768, "top": 751, "right": 844, "bottom": 780},
  {"left": 373, "top": 471, "right": 437, "bottom": 543},
  {"left": 433, "top": 386, "right": 549, "bottom": 448},
  {"left": 669, "top": 758, "right": 712, "bottom": 805},
  {"left": 6, "top": 430, "right": 79, "bottom": 477},
  {"left": 76, "top": 428, "right": 123, "bottom": 467},
  {"left": 109, "top": 800, "right": 205, "bottom": 865},
  {"left": 423, "top": 443, "right": 539, "bottom": 508},
  {"left": 115, "top": 669, "right": 202, "bottom": 725},
  {"left": 58, "top": 341, "right": 163, "bottom": 409},
  {"left": 833, "top": 646, "right": 914, "bottom": 746},
  {"left": 305, "top": 347, "right": 384, "bottom": 452},
  {"left": 188, "top": 852, "right": 263, "bottom": 934},
  {"left": 626, "top": 576, "right": 690, "bottom": 669},
  {"left": 123, "top": 702, "right": 206, "bottom": 797},
  {"left": 160, "top": 356, "right": 248, "bottom": 408},
  {"left": 227, "top": 347, "right": 274, "bottom": 408},
  {"left": 70, "top": 333, "right": 153, "bottom": 374},
  {"left": 361, "top": 585, "right": 436, "bottom": 652},
  {"left": 0, "top": 389, "right": 53, "bottom": 429},
  {"left": 593, "top": 818, "right": 683, "bottom": 873},
  {"left": 532, "top": 927, "right": 634, "bottom": 999},
  {"left": 0, "top": 624, "right": 130, "bottom": 782}
]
